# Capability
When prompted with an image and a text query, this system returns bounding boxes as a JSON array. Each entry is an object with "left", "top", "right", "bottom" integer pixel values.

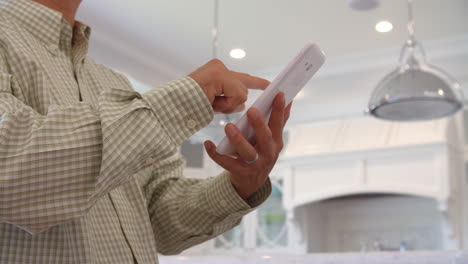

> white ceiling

[
  {"left": 76, "top": 0, "right": 468, "bottom": 124},
  {"left": 78, "top": 0, "right": 468, "bottom": 80}
]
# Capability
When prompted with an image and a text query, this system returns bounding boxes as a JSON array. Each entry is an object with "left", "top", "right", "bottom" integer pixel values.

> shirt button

[
  {"left": 48, "top": 43, "right": 59, "bottom": 52},
  {"left": 220, "top": 199, "right": 228, "bottom": 207},
  {"left": 186, "top": 119, "right": 197, "bottom": 129}
]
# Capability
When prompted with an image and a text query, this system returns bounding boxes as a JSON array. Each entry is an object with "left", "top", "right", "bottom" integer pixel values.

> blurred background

[{"left": 78, "top": 0, "right": 468, "bottom": 258}]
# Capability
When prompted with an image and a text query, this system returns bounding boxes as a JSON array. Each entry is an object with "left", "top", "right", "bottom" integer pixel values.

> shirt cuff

[
  {"left": 205, "top": 171, "right": 272, "bottom": 218},
  {"left": 143, "top": 76, "right": 214, "bottom": 147}
]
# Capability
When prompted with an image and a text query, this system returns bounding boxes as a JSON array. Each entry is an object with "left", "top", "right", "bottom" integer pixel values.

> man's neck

[{"left": 33, "top": 0, "right": 81, "bottom": 27}]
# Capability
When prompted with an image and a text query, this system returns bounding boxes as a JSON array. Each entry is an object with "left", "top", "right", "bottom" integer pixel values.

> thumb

[{"left": 204, "top": 140, "right": 239, "bottom": 171}]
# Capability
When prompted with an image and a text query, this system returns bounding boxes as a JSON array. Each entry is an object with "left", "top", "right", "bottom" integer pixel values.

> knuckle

[
  {"left": 278, "top": 143, "right": 284, "bottom": 152},
  {"left": 248, "top": 112, "right": 261, "bottom": 126},
  {"left": 237, "top": 104, "right": 246, "bottom": 112},
  {"left": 209, "top": 58, "right": 224, "bottom": 66},
  {"left": 208, "top": 150, "right": 217, "bottom": 159},
  {"left": 252, "top": 119, "right": 263, "bottom": 129},
  {"left": 210, "top": 68, "right": 224, "bottom": 80},
  {"left": 265, "top": 128, "right": 273, "bottom": 139},
  {"left": 240, "top": 93, "right": 247, "bottom": 103},
  {"left": 259, "top": 133, "right": 273, "bottom": 145},
  {"left": 224, "top": 102, "right": 236, "bottom": 112},
  {"left": 264, "top": 152, "right": 275, "bottom": 163}
]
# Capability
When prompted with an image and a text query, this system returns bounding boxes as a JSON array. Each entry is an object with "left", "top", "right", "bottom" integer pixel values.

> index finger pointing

[{"left": 230, "top": 71, "right": 270, "bottom": 90}]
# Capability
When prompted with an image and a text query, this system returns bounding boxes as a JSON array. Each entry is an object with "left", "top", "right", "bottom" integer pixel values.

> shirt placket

[{"left": 72, "top": 26, "right": 93, "bottom": 104}]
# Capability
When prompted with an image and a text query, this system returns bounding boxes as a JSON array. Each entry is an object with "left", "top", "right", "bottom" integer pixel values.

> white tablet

[{"left": 217, "top": 42, "right": 326, "bottom": 156}]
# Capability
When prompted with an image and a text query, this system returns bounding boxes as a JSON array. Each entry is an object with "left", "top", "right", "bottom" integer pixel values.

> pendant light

[{"left": 367, "top": 0, "right": 463, "bottom": 121}]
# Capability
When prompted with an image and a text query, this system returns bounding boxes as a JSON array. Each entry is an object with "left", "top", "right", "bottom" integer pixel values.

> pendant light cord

[
  {"left": 400, "top": 0, "right": 426, "bottom": 63},
  {"left": 212, "top": 0, "right": 219, "bottom": 59},
  {"left": 407, "top": 0, "right": 416, "bottom": 44},
  {"left": 212, "top": 0, "right": 233, "bottom": 124}
]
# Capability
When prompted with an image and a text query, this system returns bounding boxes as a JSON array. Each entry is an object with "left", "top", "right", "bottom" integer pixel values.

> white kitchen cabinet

[
  {"left": 281, "top": 115, "right": 467, "bottom": 252},
  {"left": 179, "top": 113, "right": 467, "bottom": 254}
]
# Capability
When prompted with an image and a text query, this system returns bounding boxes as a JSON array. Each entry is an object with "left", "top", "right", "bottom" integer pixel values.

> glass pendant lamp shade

[
  {"left": 367, "top": 0, "right": 463, "bottom": 121},
  {"left": 368, "top": 49, "right": 463, "bottom": 121}
]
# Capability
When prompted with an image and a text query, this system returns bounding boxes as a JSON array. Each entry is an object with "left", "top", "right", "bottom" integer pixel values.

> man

[{"left": 0, "top": 0, "right": 291, "bottom": 263}]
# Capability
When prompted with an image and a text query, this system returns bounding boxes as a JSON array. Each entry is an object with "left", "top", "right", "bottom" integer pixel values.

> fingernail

[
  {"left": 227, "top": 125, "right": 237, "bottom": 136},
  {"left": 204, "top": 141, "right": 212, "bottom": 150},
  {"left": 250, "top": 108, "right": 259, "bottom": 121}
]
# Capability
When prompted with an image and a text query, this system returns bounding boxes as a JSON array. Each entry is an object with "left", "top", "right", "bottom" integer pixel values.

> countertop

[{"left": 159, "top": 251, "right": 468, "bottom": 264}]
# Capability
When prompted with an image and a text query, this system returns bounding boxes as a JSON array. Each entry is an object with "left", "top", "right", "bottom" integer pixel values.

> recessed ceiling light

[
  {"left": 230, "top": 48, "right": 246, "bottom": 59},
  {"left": 375, "top": 21, "right": 393, "bottom": 33}
]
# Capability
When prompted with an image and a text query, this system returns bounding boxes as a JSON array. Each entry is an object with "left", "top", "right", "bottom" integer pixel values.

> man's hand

[
  {"left": 188, "top": 59, "right": 270, "bottom": 113},
  {"left": 204, "top": 92, "right": 292, "bottom": 200}
]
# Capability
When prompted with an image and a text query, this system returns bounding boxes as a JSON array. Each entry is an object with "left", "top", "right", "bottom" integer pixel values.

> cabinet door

[
  {"left": 257, "top": 179, "right": 288, "bottom": 249},
  {"left": 366, "top": 149, "right": 441, "bottom": 195},
  {"left": 213, "top": 225, "right": 245, "bottom": 250},
  {"left": 293, "top": 159, "right": 362, "bottom": 203},
  {"left": 211, "top": 179, "right": 289, "bottom": 252}
]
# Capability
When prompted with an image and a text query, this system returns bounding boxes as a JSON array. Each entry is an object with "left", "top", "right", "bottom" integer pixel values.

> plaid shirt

[{"left": 0, "top": 0, "right": 271, "bottom": 263}]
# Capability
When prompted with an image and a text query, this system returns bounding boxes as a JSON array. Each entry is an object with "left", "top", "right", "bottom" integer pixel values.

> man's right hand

[{"left": 188, "top": 59, "right": 270, "bottom": 113}]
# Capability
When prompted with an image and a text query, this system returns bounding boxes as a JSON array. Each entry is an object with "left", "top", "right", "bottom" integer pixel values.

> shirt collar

[
  {"left": 0, "top": 0, "right": 91, "bottom": 48},
  {"left": 75, "top": 21, "right": 92, "bottom": 44}
]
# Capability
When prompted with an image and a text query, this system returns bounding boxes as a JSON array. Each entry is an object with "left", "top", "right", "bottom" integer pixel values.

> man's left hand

[{"left": 204, "top": 92, "right": 292, "bottom": 200}]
